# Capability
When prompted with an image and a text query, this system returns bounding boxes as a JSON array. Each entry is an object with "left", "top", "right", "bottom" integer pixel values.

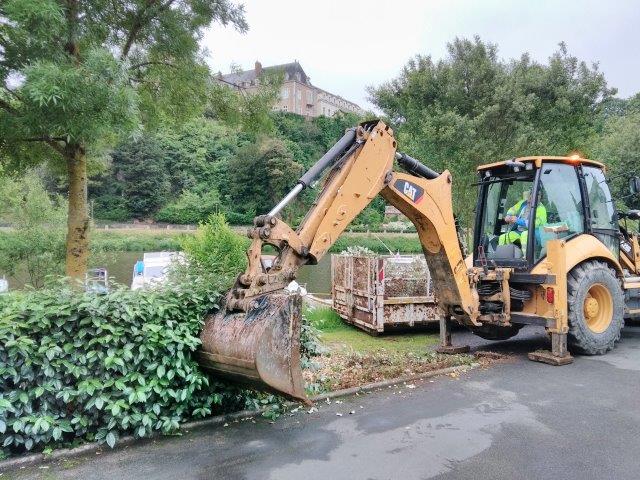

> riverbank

[{"left": 92, "top": 229, "right": 423, "bottom": 253}]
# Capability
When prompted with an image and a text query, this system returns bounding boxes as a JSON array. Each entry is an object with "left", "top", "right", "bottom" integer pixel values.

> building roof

[{"left": 220, "top": 61, "right": 310, "bottom": 87}]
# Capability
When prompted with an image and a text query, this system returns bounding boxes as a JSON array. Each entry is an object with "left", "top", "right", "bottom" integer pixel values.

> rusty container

[{"left": 331, "top": 254, "right": 441, "bottom": 334}]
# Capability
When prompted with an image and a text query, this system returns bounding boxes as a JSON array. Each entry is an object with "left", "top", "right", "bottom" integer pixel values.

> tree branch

[
  {"left": 129, "top": 61, "right": 176, "bottom": 69},
  {"left": 120, "top": 0, "right": 178, "bottom": 60},
  {"left": 12, "top": 135, "right": 67, "bottom": 155},
  {"left": 46, "top": 140, "right": 66, "bottom": 156},
  {"left": 120, "top": 0, "right": 159, "bottom": 60}
]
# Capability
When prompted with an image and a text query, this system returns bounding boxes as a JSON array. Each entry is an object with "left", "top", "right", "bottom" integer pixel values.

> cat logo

[{"left": 394, "top": 179, "right": 424, "bottom": 204}]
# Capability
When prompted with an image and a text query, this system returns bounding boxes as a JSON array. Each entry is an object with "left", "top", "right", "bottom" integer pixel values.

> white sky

[{"left": 203, "top": 0, "right": 640, "bottom": 112}]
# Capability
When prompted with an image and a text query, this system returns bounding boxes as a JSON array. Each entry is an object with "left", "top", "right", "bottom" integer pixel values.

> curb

[{"left": 0, "top": 362, "right": 478, "bottom": 472}]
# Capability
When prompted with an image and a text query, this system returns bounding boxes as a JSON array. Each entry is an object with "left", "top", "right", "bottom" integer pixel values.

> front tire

[{"left": 567, "top": 260, "right": 624, "bottom": 355}]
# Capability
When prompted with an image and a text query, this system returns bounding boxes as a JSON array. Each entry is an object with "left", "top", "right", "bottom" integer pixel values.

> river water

[{"left": 2, "top": 251, "right": 334, "bottom": 294}]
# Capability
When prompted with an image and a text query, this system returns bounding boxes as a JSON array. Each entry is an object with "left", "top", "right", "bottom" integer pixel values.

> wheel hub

[
  {"left": 584, "top": 297, "right": 599, "bottom": 319},
  {"left": 583, "top": 284, "right": 613, "bottom": 334}
]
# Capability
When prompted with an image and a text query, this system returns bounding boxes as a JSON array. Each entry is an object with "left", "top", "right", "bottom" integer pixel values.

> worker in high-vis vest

[{"left": 499, "top": 190, "right": 547, "bottom": 252}]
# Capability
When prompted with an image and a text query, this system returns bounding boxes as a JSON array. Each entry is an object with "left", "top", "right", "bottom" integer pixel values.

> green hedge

[{"left": 0, "top": 280, "right": 244, "bottom": 456}]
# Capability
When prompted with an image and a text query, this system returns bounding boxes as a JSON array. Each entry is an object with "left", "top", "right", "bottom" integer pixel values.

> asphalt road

[{"left": 6, "top": 324, "right": 640, "bottom": 480}]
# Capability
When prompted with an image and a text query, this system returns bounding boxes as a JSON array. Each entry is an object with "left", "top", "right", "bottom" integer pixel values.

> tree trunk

[{"left": 65, "top": 144, "right": 90, "bottom": 279}]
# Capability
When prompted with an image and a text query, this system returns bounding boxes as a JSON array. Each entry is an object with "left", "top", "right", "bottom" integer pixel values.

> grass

[
  {"left": 303, "top": 306, "right": 475, "bottom": 393},
  {"left": 305, "top": 306, "right": 440, "bottom": 355}
]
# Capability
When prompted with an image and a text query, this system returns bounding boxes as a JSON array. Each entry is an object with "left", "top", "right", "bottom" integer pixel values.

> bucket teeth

[{"left": 198, "top": 292, "right": 309, "bottom": 403}]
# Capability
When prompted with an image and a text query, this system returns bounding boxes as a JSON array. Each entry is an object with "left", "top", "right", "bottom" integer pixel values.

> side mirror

[{"left": 630, "top": 176, "right": 640, "bottom": 195}]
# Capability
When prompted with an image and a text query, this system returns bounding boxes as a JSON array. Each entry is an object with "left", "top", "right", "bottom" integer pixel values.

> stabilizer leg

[
  {"left": 528, "top": 332, "right": 574, "bottom": 366},
  {"left": 436, "top": 316, "right": 470, "bottom": 354}
]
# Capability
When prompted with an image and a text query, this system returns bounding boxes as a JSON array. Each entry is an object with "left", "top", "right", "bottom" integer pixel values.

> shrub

[
  {"left": 181, "top": 214, "right": 249, "bottom": 281},
  {"left": 155, "top": 190, "right": 221, "bottom": 225},
  {"left": 0, "top": 279, "right": 245, "bottom": 456},
  {"left": 92, "top": 194, "right": 131, "bottom": 222},
  {"left": 0, "top": 173, "right": 67, "bottom": 288},
  {"left": 225, "top": 211, "right": 255, "bottom": 225}
]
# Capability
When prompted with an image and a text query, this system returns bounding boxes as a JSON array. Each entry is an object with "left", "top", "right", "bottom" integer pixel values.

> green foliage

[
  {"left": 224, "top": 211, "right": 257, "bottom": 225},
  {"left": 0, "top": 173, "right": 67, "bottom": 288},
  {"left": 0, "top": 0, "right": 249, "bottom": 275},
  {"left": 228, "top": 137, "right": 304, "bottom": 216},
  {"left": 88, "top": 113, "right": 367, "bottom": 225},
  {"left": 0, "top": 279, "right": 245, "bottom": 456},
  {"left": 208, "top": 70, "right": 283, "bottom": 134},
  {"left": 304, "top": 307, "right": 344, "bottom": 331},
  {"left": 92, "top": 195, "right": 131, "bottom": 222},
  {"left": 155, "top": 190, "right": 222, "bottom": 225},
  {"left": 370, "top": 37, "right": 613, "bottom": 227},
  {"left": 21, "top": 48, "right": 140, "bottom": 146},
  {"left": 181, "top": 214, "right": 249, "bottom": 281},
  {"left": 110, "top": 138, "right": 171, "bottom": 219},
  {"left": 593, "top": 111, "right": 640, "bottom": 209}
]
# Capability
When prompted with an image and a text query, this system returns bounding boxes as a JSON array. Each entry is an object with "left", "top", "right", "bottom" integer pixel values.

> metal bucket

[{"left": 197, "top": 292, "right": 309, "bottom": 403}]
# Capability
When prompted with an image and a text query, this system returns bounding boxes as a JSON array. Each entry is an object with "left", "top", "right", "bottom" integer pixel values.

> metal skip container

[{"left": 331, "top": 254, "right": 442, "bottom": 334}]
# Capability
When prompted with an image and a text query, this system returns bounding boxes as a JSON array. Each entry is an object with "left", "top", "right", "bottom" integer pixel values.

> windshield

[{"left": 477, "top": 175, "right": 535, "bottom": 262}]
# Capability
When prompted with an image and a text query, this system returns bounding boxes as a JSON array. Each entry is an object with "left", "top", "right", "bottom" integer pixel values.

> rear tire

[{"left": 567, "top": 260, "right": 624, "bottom": 355}]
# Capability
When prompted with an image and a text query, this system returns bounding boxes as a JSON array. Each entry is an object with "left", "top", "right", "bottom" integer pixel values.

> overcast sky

[{"left": 203, "top": 0, "right": 640, "bottom": 112}]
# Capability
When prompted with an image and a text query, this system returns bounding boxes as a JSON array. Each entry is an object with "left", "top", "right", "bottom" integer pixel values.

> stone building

[{"left": 217, "top": 61, "right": 363, "bottom": 118}]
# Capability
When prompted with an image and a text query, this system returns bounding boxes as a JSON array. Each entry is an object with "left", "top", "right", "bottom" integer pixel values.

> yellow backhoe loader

[{"left": 197, "top": 120, "right": 640, "bottom": 403}]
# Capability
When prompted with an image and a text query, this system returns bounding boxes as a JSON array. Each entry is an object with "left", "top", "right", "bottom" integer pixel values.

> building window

[
  {"left": 297, "top": 90, "right": 302, "bottom": 101},
  {"left": 281, "top": 87, "right": 289, "bottom": 99},
  {"left": 322, "top": 107, "right": 325, "bottom": 115},
  {"left": 283, "top": 105, "right": 288, "bottom": 111},
  {"left": 307, "top": 91, "right": 313, "bottom": 104}
]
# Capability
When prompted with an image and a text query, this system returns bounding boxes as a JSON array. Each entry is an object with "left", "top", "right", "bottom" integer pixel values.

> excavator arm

[{"left": 198, "top": 120, "right": 479, "bottom": 402}]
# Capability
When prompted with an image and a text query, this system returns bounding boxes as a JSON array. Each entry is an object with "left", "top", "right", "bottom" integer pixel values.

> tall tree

[
  {"left": 369, "top": 37, "right": 613, "bottom": 226},
  {"left": 0, "top": 0, "right": 247, "bottom": 278},
  {"left": 228, "top": 137, "right": 303, "bottom": 217},
  {"left": 593, "top": 108, "right": 640, "bottom": 210}
]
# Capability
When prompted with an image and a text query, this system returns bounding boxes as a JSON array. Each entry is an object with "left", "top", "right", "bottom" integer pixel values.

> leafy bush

[
  {"left": 0, "top": 279, "right": 248, "bottom": 456},
  {"left": 225, "top": 211, "right": 255, "bottom": 225},
  {"left": 181, "top": 214, "right": 249, "bottom": 281},
  {"left": 93, "top": 194, "right": 132, "bottom": 222},
  {"left": 0, "top": 173, "right": 67, "bottom": 288},
  {"left": 155, "top": 189, "right": 222, "bottom": 225}
]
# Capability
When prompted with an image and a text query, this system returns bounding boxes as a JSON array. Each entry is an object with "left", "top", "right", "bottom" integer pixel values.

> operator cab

[{"left": 473, "top": 157, "right": 618, "bottom": 269}]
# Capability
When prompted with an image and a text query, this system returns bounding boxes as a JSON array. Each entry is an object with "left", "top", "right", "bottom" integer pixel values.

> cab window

[
  {"left": 583, "top": 167, "right": 616, "bottom": 230},
  {"left": 534, "top": 163, "right": 585, "bottom": 262},
  {"left": 583, "top": 166, "right": 618, "bottom": 255}
]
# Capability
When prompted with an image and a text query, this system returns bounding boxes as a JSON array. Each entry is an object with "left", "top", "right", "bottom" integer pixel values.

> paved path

[{"left": 6, "top": 324, "right": 640, "bottom": 480}]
